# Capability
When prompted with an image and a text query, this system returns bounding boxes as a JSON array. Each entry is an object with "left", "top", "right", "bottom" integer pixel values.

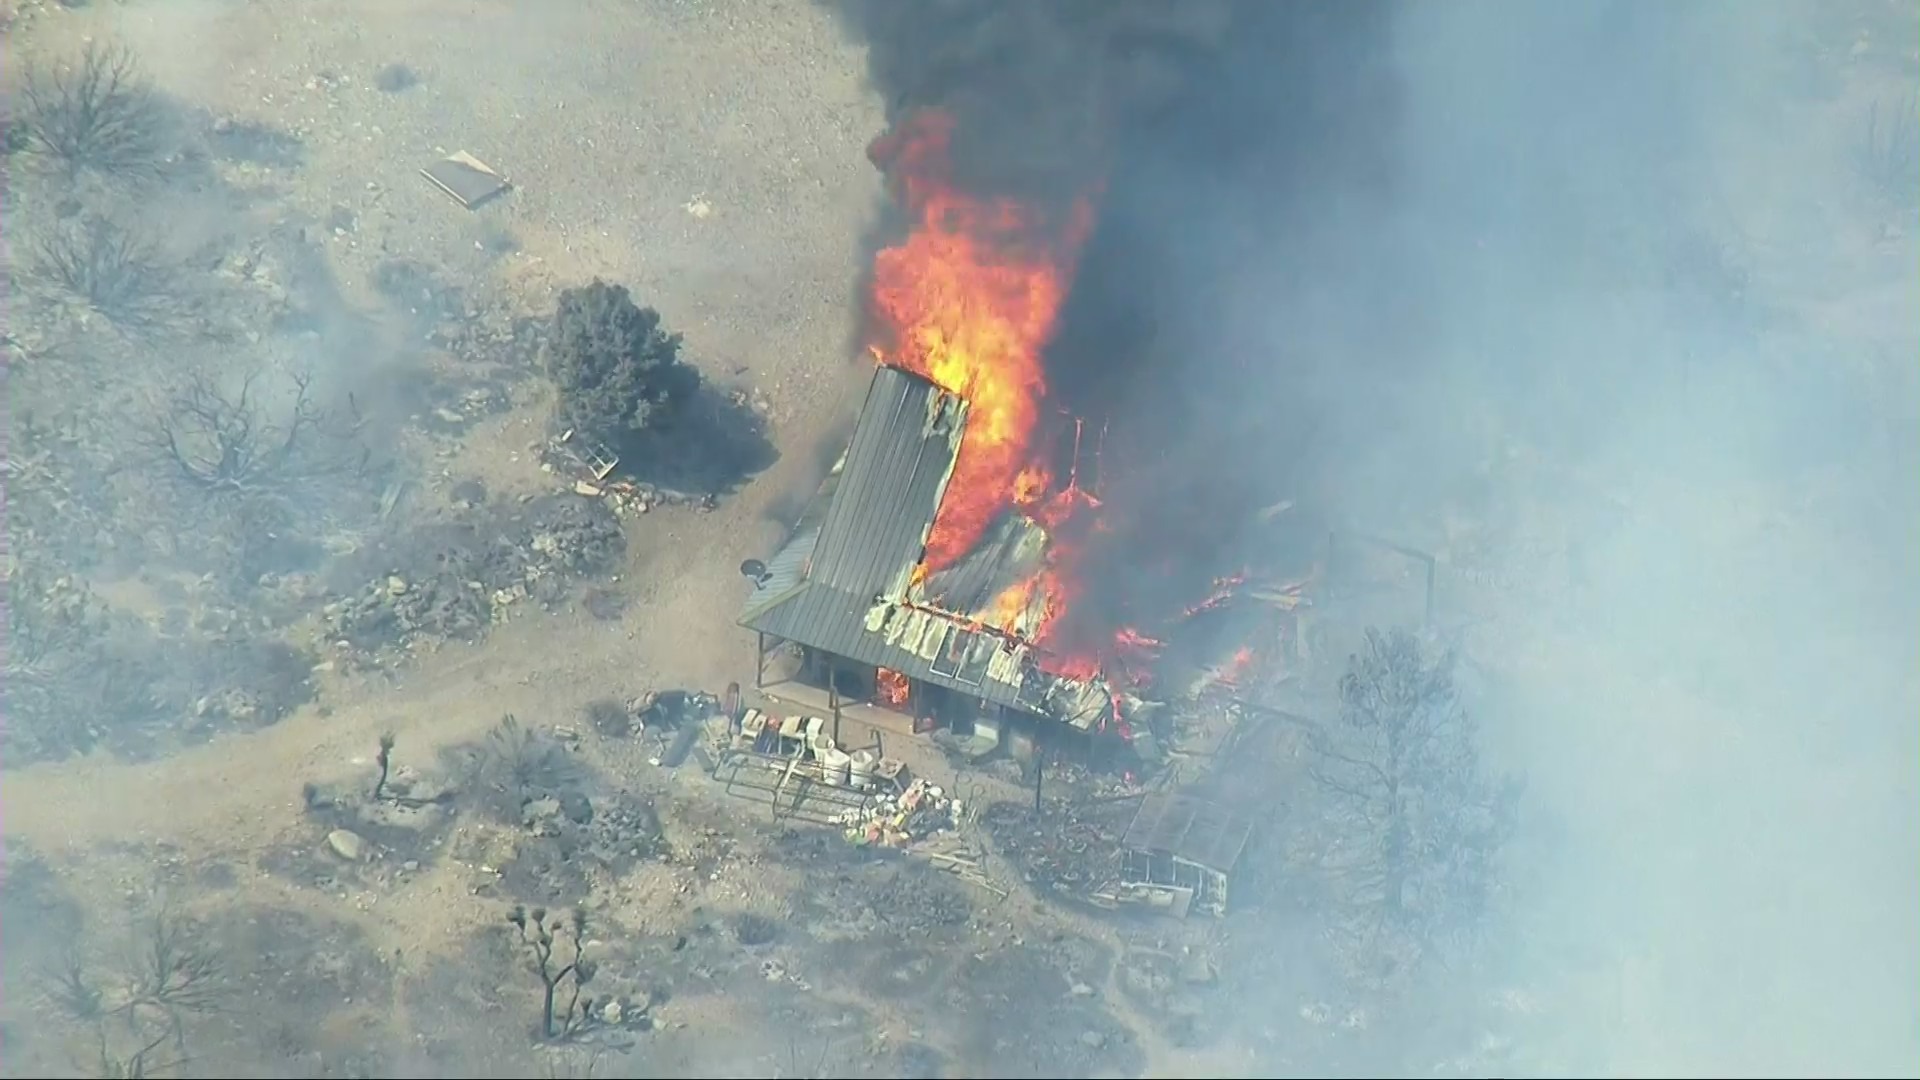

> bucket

[
  {"left": 821, "top": 747, "right": 853, "bottom": 787},
  {"left": 809, "top": 731, "right": 836, "bottom": 756},
  {"left": 848, "top": 749, "right": 877, "bottom": 791}
]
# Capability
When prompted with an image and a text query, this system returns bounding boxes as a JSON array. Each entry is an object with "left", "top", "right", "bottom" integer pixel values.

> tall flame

[{"left": 867, "top": 111, "right": 1093, "bottom": 572}]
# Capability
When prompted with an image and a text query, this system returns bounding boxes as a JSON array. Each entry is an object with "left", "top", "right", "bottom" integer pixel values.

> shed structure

[{"left": 1114, "top": 793, "right": 1255, "bottom": 918}]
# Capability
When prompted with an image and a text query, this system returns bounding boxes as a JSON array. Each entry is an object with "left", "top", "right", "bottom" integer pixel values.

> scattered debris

[
  {"left": 833, "top": 778, "right": 958, "bottom": 849},
  {"left": 421, "top": 150, "right": 511, "bottom": 210}
]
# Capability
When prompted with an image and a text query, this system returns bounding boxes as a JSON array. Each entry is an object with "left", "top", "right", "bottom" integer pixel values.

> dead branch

[
  {"left": 149, "top": 364, "right": 358, "bottom": 501},
  {"left": 17, "top": 42, "right": 168, "bottom": 181},
  {"left": 118, "top": 905, "right": 224, "bottom": 1053},
  {"left": 26, "top": 215, "right": 181, "bottom": 334},
  {"left": 88, "top": 1031, "right": 184, "bottom": 1079},
  {"left": 45, "top": 944, "right": 106, "bottom": 1023}
]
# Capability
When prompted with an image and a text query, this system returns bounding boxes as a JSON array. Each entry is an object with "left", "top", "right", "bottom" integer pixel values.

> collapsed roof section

[{"left": 739, "top": 365, "right": 1115, "bottom": 728}]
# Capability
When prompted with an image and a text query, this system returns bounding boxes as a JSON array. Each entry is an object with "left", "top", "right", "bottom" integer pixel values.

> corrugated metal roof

[
  {"left": 1121, "top": 794, "right": 1254, "bottom": 874},
  {"left": 914, "top": 513, "right": 1051, "bottom": 633},
  {"left": 807, "top": 366, "right": 963, "bottom": 595},
  {"left": 738, "top": 365, "right": 1114, "bottom": 727}
]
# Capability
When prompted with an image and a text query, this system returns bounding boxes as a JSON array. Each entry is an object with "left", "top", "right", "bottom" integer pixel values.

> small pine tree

[{"left": 544, "top": 280, "right": 697, "bottom": 452}]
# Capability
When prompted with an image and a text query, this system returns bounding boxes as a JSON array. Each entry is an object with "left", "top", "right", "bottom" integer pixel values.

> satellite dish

[{"left": 739, "top": 558, "right": 770, "bottom": 584}]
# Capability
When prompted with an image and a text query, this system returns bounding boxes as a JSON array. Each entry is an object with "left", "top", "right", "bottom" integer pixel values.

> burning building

[
  {"left": 739, "top": 0, "right": 1396, "bottom": 741},
  {"left": 739, "top": 111, "right": 1150, "bottom": 737},
  {"left": 736, "top": 94, "right": 1343, "bottom": 745},
  {"left": 739, "top": 363, "right": 1127, "bottom": 734}
]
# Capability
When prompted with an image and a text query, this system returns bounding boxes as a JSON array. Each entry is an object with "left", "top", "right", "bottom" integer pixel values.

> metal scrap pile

[
  {"left": 834, "top": 779, "right": 962, "bottom": 848},
  {"left": 980, "top": 800, "right": 1124, "bottom": 897}
]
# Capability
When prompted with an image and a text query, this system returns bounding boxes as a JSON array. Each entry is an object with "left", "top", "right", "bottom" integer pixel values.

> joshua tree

[
  {"left": 16, "top": 42, "right": 168, "bottom": 181},
  {"left": 1308, "top": 627, "right": 1518, "bottom": 987},
  {"left": 507, "top": 905, "right": 598, "bottom": 1041},
  {"left": 372, "top": 732, "right": 397, "bottom": 801}
]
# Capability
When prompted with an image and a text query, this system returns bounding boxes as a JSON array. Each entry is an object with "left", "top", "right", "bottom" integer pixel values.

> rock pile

[{"left": 323, "top": 493, "right": 624, "bottom": 665}]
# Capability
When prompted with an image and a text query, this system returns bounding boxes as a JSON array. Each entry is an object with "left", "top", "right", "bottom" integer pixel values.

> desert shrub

[
  {"left": 5, "top": 563, "right": 166, "bottom": 764},
  {"left": 149, "top": 364, "right": 355, "bottom": 500},
  {"left": 16, "top": 42, "right": 168, "bottom": 180},
  {"left": 457, "top": 715, "right": 590, "bottom": 822},
  {"left": 27, "top": 215, "right": 180, "bottom": 333},
  {"left": 543, "top": 280, "right": 698, "bottom": 451}
]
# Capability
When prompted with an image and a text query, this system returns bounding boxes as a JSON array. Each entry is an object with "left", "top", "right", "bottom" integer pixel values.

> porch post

[
  {"left": 828, "top": 661, "right": 841, "bottom": 746},
  {"left": 754, "top": 631, "right": 766, "bottom": 689}
]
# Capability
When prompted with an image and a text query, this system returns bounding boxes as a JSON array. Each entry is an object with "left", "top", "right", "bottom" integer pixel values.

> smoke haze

[{"left": 831, "top": 0, "right": 1920, "bottom": 1074}]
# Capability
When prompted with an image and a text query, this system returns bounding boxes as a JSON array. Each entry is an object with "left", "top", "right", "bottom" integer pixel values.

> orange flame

[
  {"left": 1183, "top": 571, "right": 1249, "bottom": 619},
  {"left": 875, "top": 668, "right": 911, "bottom": 708},
  {"left": 867, "top": 111, "right": 1194, "bottom": 693},
  {"left": 868, "top": 111, "right": 1094, "bottom": 573},
  {"left": 1223, "top": 646, "right": 1256, "bottom": 685}
]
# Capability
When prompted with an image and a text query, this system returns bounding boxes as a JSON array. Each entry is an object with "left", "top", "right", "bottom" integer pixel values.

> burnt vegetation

[
  {"left": 27, "top": 215, "right": 182, "bottom": 335},
  {"left": 15, "top": 42, "right": 169, "bottom": 181},
  {"left": 87, "top": 1033, "right": 184, "bottom": 1080},
  {"left": 40, "top": 903, "right": 225, "bottom": 1075},
  {"left": 148, "top": 364, "right": 361, "bottom": 500},
  {"left": 1309, "top": 628, "right": 1519, "bottom": 988},
  {"left": 5, "top": 560, "right": 165, "bottom": 764}
]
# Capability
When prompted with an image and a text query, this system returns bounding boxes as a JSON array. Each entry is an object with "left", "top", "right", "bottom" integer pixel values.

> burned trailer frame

[{"left": 1109, "top": 793, "right": 1253, "bottom": 919}]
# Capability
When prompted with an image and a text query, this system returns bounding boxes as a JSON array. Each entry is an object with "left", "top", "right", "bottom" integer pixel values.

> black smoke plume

[{"left": 828, "top": 0, "right": 1405, "bottom": 652}]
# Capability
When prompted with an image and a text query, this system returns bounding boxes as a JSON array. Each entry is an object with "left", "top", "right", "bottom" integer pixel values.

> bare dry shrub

[
  {"left": 17, "top": 42, "right": 168, "bottom": 181},
  {"left": 27, "top": 215, "right": 181, "bottom": 334},
  {"left": 149, "top": 364, "right": 360, "bottom": 500}
]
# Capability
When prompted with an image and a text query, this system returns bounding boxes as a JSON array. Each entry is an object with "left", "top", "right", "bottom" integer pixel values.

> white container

[
  {"left": 809, "top": 731, "right": 836, "bottom": 756},
  {"left": 820, "top": 747, "right": 853, "bottom": 787},
  {"left": 848, "top": 749, "right": 877, "bottom": 791}
]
